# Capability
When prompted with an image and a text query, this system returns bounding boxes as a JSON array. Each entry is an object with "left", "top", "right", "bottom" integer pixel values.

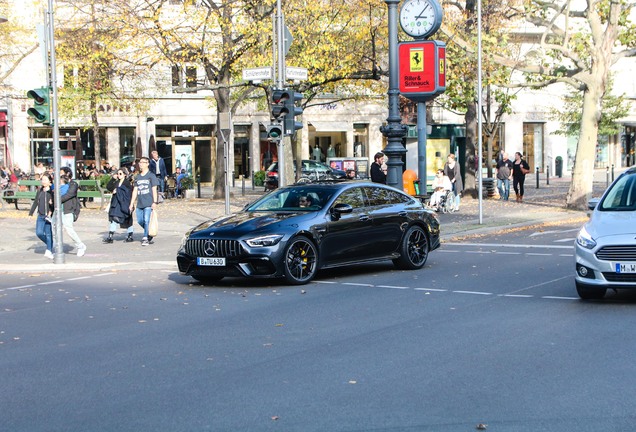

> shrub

[
  {"left": 180, "top": 176, "right": 195, "bottom": 190},
  {"left": 253, "top": 170, "right": 266, "bottom": 186}
]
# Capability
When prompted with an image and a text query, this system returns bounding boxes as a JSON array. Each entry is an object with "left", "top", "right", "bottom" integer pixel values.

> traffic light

[
  {"left": 284, "top": 91, "right": 303, "bottom": 136},
  {"left": 271, "top": 88, "right": 290, "bottom": 122},
  {"left": 26, "top": 87, "right": 51, "bottom": 125},
  {"left": 266, "top": 123, "right": 283, "bottom": 142}
]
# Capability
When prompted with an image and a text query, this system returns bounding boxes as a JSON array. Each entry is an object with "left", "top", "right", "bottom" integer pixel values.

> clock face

[{"left": 399, "top": 0, "right": 442, "bottom": 38}]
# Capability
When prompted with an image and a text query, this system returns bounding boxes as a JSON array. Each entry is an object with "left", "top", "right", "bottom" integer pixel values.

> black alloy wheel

[
  {"left": 283, "top": 236, "right": 318, "bottom": 284},
  {"left": 394, "top": 225, "right": 429, "bottom": 270}
]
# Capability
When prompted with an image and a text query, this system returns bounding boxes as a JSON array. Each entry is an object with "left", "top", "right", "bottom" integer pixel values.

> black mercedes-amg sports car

[{"left": 177, "top": 181, "right": 441, "bottom": 285}]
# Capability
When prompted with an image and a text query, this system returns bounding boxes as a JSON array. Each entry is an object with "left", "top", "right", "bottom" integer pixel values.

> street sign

[
  {"left": 242, "top": 67, "right": 272, "bottom": 82},
  {"left": 286, "top": 66, "right": 308, "bottom": 81},
  {"left": 174, "top": 131, "right": 199, "bottom": 137},
  {"left": 284, "top": 25, "right": 293, "bottom": 57}
]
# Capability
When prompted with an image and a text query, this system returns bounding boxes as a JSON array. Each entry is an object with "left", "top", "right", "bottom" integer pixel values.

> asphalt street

[{"left": 3, "top": 222, "right": 636, "bottom": 431}]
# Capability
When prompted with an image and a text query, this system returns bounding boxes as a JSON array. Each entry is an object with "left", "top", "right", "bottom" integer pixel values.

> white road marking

[
  {"left": 559, "top": 254, "right": 574, "bottom": 257},
  {"left": 449, "top": 242, "right": 573, "bottom": 250},
  {"left": 315, "top": 280, "right": 338, "bottom": 284},
  {"left": 496, "top": 251, "right": 522, "bottom": 255},
  {"left": 377, "top": 285, "right": 409, "bottom": 290},
  {"left": 37, "top": 280, "right": 64, "bottom": 285},
  {"left": 529, "top": 228, "right": 581, "bottom": 237},
  {"left": 453, "top": 290, "right": 493, "bottom": 296},
  {"left": 67, "top": 276, "right": 92, "bottom": 281},
  {"left": 542, "top": 296, "right": 578, "bottom": 300},
  {"left": 554, "top": 238, "right": 576, "bottom": 243},
  {"left": 526, "top": 253, "right": 553, "bottom": 256},
  {"left": 414, "top": 288, "right": 447, "bottom": 292},
  {"left": 342, "top": 282, "right": 374, "bottom": 287},
  {"left": 499, "top": 294, "right": 534, "bottom": 298},
  {"left": 0, "top": 284, "right": 35, "bottom": 292}
]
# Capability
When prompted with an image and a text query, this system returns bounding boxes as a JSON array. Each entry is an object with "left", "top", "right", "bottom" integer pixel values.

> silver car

[{"left": 575, "top": 167, "right": 636, "bottom": 299}]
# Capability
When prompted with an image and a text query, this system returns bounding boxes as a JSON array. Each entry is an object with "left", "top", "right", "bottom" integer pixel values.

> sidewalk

[{"left": 0, "top": 171, "right": 610, "bottom": 273}]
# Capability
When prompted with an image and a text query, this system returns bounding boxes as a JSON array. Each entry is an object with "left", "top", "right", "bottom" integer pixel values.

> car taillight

[{"left": 266, "top": 171, "right": 277, "bottom": 178}]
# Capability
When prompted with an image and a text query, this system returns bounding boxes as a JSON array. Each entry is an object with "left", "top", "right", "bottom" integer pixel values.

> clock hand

[{"left": 415, "top": 4, "right": 430, "bottom": 19}]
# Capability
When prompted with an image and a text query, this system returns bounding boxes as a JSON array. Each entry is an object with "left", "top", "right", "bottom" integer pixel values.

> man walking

[
  {"left": 130, "top": 157, "right": 159, "bottom": 246},
  {"left": 149, "top": 150, "right": 167, "bottom": 193},
  {"left": 59, "top": 166, "right": 87, "bottom": 257},
  {"left": 496, "top": 152, "right": 514, "bottom": 201},
  {"left": 370, "top": 152, "right": 387, "bottom": 184}
]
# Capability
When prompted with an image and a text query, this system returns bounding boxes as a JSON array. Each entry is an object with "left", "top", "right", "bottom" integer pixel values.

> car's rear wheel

[
  {"left": 394, "top": 225, "right": 429, "bottom": 270},
  {"left": 575, "top": 281, "right": 606, "bottom": 300},
  {"left": 192, "top": 275, "right": 224, "bottom": 285},
  {"left": 283, "top": 236, "right": 318, "bottom": 285}
]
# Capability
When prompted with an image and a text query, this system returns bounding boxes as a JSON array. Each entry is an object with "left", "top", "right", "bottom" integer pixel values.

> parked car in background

[
  {"left": 265, "top": 160, "right": 346, "bottom": 190},
  {"left": 177, "top": 182, "right": 441, "bottom": 285},
  {"left": 575, "top": 167, "right": 636, "bottom": 299}
]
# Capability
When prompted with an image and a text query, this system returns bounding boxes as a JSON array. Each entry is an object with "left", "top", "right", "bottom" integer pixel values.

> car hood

[
  {"left": 588, "top": 210, "right": 636, "bottom": 239},
  {"left": 190, "top": 211, "right": 315, "bottom": 237}
]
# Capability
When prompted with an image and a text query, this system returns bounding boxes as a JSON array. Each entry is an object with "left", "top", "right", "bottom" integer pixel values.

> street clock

[{"left": 399, "top": 0, "right": 443, "bottom": 39}]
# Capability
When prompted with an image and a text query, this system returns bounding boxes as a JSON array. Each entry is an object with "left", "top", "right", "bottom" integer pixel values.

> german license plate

[
  {"left": 615, "top": 263, "right": 636, "bottom": 273},
  {"left": 197, "top": 257, "right": 226, "bottom": 266}
]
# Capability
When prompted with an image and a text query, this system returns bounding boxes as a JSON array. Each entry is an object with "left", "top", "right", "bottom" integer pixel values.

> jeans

[
  {"left": 109, "top": 221, "right": 133, "bottom": 234},
  {"left": 35, "top": 215, "right": 53, "bottom": 252},
  {"left": 497, "top": 178, "right": 510, "bottom": 200},
  {"left": 136, "top": 207, "right": 153, "bottom": 238}
]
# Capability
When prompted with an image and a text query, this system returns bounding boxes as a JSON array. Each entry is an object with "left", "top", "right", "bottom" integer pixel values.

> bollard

[
  {"left": 606, "top": 166, "right": 610, "bottom": 188},
  {"left": 232, "top": 171, "right": 235, "bottom": 188},
  {"left": 251, "top": 170, "right": 255, "bottom": 190},
  {"left": 196, "top": 175, "right": 201, "bottom": 198},
  {"left": 611, "top": 164, "right": 615, "bottom": 182},
  {"left": 536, "top": 167, "right": 540, "bottom": 189},
  {"left": 546, "top": 165, "right": 550, "bottom": 185},
  {"left": 241, "top": 176, "right": 245, "bottom": 196}
]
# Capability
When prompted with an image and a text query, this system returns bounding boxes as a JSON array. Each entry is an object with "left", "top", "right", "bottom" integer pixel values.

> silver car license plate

[
  {"left": 615, "top": 263, "right": 636, "bottom": 273},
  {"left": 197, "top": 257, "right": 226, "bottom": 266}
]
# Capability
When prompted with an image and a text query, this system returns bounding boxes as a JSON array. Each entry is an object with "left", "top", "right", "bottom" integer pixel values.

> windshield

[
  {"left": 600, "top": 174, "right": 636, "bottom": 211},
  {"left": 246, "top": 186, "right": 335, "bottom": 212}
]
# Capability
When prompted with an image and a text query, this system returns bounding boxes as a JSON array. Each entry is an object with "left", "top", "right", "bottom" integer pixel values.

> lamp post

[{"left": 380, "top": 0, "right": 408, "bottom": 189}]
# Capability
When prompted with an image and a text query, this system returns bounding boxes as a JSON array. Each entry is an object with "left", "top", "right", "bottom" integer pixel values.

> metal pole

[
  {"left": 546, "top": 164, "right": 550, "bottom": 185},
  {"left": 47, "top": 2, "right": 64, "bottom": 264},
  {"left": 535, "top": 166, "right": 540, "bottom": 188},
  {"left": 611, "top": 164, "right": 615, "bottom": 182},
  {"left": 380, "top": 0, "right": 407, "bottom": 189},
  {"left": 606, "top": 166, "right": 609, "bottom": 188},
  {"left": 417, "top": 102, "right": 427, "bottom": 194},
  {"left": 477, "top": 0, "right": 483, "bottom": 224},
  {"left": 275, "top": 0, "right": 286, "bottom": 188}
]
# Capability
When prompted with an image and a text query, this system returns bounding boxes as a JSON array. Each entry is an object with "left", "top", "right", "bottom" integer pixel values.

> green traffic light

[{"left": 26, "top": 87, "right": 51, "bottom": 125}]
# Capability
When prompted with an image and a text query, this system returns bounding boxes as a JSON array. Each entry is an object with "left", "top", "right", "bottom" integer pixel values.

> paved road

[{"left": 3, "top": 222, "right": 636, "bottom": 431}]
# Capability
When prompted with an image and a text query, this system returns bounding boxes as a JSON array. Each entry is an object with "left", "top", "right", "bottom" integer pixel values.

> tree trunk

[
  {"left": 213, "top": 86, "right": 231, "bottom": 200},
  {"left": 91, "top": 99, "right": 101, "bottom": 170},
  {"left": 566, "top": 83, "right": 601, "bottom": 210},
  {"left": 463, "top": 103, "right": 478, "bottom": 198}
]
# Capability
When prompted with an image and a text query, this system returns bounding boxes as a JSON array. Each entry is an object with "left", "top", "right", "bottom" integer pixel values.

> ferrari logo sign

[
  {"left": 410, "top": 48, "right": 424, "bottom": 72},
  {"left": 398, "top": 40, "right": 446, "bottom": 102}
]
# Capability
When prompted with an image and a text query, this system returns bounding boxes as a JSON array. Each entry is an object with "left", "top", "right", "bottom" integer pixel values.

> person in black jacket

[
  {"left": 59, "top": 167, "right": 87, "bottom": 257},
  {"left": 28, "top": 173, "right": 55, "bottom": 259},
  {"left": 370, "top": 152, "right": 386, "bottom": 184},
  {"left": 103, "top": 167, "right": 134, "bottom": 243}
]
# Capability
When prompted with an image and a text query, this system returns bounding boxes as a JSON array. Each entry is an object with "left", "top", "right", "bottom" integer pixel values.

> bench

[
  {"left": 1, "top": 180, "right": 41, "bottom": 210},
  {"left": 1, "top": 178, "right": 110, "bottom": 210},
  {"left": 76, "top": 179, "right": 111, "bottom": 210}
]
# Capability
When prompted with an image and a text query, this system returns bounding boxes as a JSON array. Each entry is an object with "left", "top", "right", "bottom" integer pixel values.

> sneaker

[
  {"left": 44, "top": 250, "right": 54, "bottom": 259},
  {"left": 77, "top": 244, "right": 87, "bottom": 257},
  {"left": 124, "top": 235, "right": 134, "bottom": 243},
  {"left": 141, "top": 238, "right": 149, "bottom": 246},
  {"left": 148, "top": 236, "right": 154, "bottom": 245},
  {"left": 102, "top": 237, "right": 114, "bottom": 244}
]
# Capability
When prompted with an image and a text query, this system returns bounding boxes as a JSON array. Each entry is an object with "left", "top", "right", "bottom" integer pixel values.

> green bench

[{"left": 1, "top": 178, "right": 110, "bottom": 210}]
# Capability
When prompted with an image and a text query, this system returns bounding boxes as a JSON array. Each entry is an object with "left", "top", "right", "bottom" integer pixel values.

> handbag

[
  {"left": 148, "top": 209, "right": 159, "bottom": 237},
  {"left": 521, "top": 166, "right": 530, "bottom": 175}
]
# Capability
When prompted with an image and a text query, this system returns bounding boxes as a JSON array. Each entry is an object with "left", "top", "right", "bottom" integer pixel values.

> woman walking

[
  {"left": 443, "top": 153, "right": 463, "bottom": 211},
  {"left": 103, "top": 168, "right": 135, "bottom": 243},
  {"left": 28, "top": 173, "right": 55, "bottom": 259},
  {"left": 512, "top": 152, "right": 530, "bottom": 202}
]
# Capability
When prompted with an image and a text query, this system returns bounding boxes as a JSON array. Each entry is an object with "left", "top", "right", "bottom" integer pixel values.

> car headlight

[
  {"left": 179, "top": 234, "right": 188, "bottom": 251},
  {"left": 246, "top": 234, "right": 284, "bottom": 247},
  {"left": 576, "top": 226, "right": 597, "bottom": 250}
]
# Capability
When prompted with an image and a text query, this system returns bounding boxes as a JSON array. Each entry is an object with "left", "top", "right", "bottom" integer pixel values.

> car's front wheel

[
  {"left": 394, "top": 225, "right": 429, "bottom": 270},
  {"left": 283, "top": 236, "right": 318, "bottom": 285},
  {"left": 575, "top": 281, "right": 606, "bottom": 300}
]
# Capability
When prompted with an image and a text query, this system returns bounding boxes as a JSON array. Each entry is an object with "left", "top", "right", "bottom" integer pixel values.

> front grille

[
  {"left": 603, "top": 273, "right": 636, "bottom": 283},
  {"left": 596, "top": 246, "right": 636, "bottom": 261},
  {"left": 185, "top": 239, "right": 244, "bottom": 258}
]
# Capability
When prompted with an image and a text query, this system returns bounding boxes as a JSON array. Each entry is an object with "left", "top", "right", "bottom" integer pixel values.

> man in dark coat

[
  {"left": 149, "top": 150, "right": 167, "bottom": 193},
  {"left": 370, "top": 152, "right": 387, "bottom": 184}
]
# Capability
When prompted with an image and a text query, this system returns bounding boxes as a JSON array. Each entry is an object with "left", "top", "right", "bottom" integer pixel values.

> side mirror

[
  {"left": 330, "top": 203, "right": 353, "bottom": 220},
  {"left": 588, "top": 198, "right": 600, "bottom": 211}
]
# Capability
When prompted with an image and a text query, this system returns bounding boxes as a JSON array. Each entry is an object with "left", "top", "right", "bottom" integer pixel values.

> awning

[{"left": 310, "top": 121, "right": 351, "bottom": 132}]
